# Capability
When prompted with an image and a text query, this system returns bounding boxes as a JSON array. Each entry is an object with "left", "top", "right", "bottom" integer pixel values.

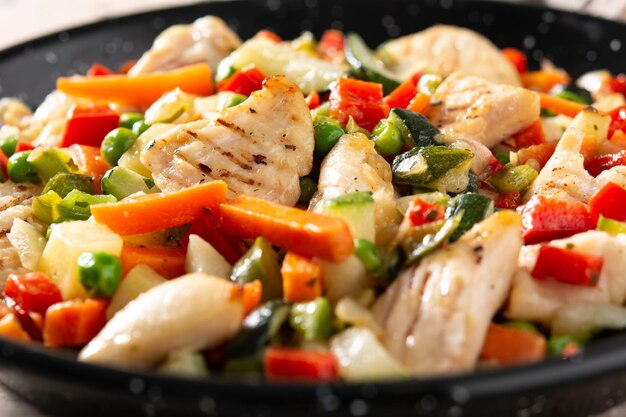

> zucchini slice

[
  {"left": 389, "top": 108, "right": 441, "bottom": 148},
  {"left": 345, "top": 33, "right": 402, "bottom": 95},
  {"left": 445, "top": 193, "right": 494, "bottom": 242}
]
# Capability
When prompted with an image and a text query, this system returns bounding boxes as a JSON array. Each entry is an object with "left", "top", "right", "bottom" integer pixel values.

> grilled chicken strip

[
  {"left": 141, "top": 76, "right": 314, "bottom": 206},
  {"left": 372, "top": 210, "right": 522, "bottom": 376},
  {"left": 79, "top": 273, "right": 243, "bottom": 368},
  {"left": 523, "top": 109, "right": 626, "bottom": 203},
  {"left": 426, "top": 72, "right": 540, "bottom": 148},
  {"left": 383, "top": 25, "right": 521, "bottom": 86},
  {"left": 129, "top": 16, "right": 241, "bottom": 75},
  {"left": 309, "top": 133, "right": 398, "bottom": 227},
  {"left": 507, "top": 231, "right": 626, "bottom": 324},
  {"left": 0, "top": 182, "right": 41, "bottom": 285}
]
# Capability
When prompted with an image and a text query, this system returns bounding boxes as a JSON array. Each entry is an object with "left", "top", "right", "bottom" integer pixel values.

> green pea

[
  {"left": 371, "top": 119, "right": 404, "bottom": 156},
  {"left": 101, "top": 128, "right": 137, "bottom": 166},
  {"left": 119, "top": 112, "right": 145, "bottom": 129},
  {"left": 353, "top": 238, "right": 382, "bottom": 272},
  {"left": 132, "top": 120, "right": 151, "bottom": 137},
  {"left": 0, "top": 136, "right": 18, "bottom": 157},
  {"left": 77, "top": 252, "right": 122, "bottom": 298},
  {"left": 314, "top": 121, "right": 344, "bottom": 158},
  {"left": 7, "top": 151, "right": 40, "bottom": 184},
  {"left": 298, "top": 177, "right": 318, "bottom": 206}
]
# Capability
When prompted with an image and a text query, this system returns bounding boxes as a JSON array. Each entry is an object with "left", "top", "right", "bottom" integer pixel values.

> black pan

[{"left": 1, "top": 1, "right": 626, "bottom": 416}]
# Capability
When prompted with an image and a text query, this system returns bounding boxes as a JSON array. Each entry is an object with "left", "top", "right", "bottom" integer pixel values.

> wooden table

[{"left": 1, "top": 0, "right": 626, "bottom": 415}]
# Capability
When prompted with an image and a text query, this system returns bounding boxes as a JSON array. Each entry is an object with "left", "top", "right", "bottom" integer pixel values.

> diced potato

[
  {"left": 185, "top": 234, "right": 232, "bottom": 278},
  {"left": 318, "top": 255, "right": 373, "bottom": 304},
  {"left": 106, "top": 265, "right": 166, "bottom": 320},
  {"left": 330, "top": 327, "right": 409, "bottom": 381},
  {"left": 7, "top": 218, "right": 47, "bottom": 270},
  {"left": 39, "top": 221, "right": 123, "bottom": 300},
  {"left": 158, "top": 349, "right": 209, "bottom": 377}
]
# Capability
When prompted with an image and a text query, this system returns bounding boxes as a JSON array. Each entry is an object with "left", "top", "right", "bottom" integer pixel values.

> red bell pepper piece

[
  {"left": 502, "top": 48, "right": 528, "bottom": 74},
  {"left": 495, "top": 191, "right": 522, "bottom": 209},
  {"left": 608, "top": 106, "right": 626, "bottom": 140},
  {"left": 253, "top": 29, "right": 282, "bottom": 43},
  {"left": 87, "top": 63, "right": 114, "bottom": 76},
  {"left": 586, "top": 150, "right": 626, "bottom": 177},
  {"left": 61, "top": 105, "right": 120, "bottom": 147},
  {"left": 329, "top": 77, "right": 388, "bottom": 131},
  {"left": 518, "top": 196, "right": 594, "bottom": 244},
  {"left": 589, "top": 182, "right": 626, "bottom": 223},
  {"left": 117, "top": 59, "right": 138, "bottom": 75},
  {"left": 15, "top": 141, "right": 35, "bottom": 153},
  {"left": 182, "top": 207, "right": 248, "bottom": 265},
  {"left": 3, "top": 272, "right": 63, "bottom": 316},
  {"left": 0, "top": 150, "right": 9, "bottom": 179},
  {"left": 384, "top": 78, "right": 418, "bottom": 110},
  {"left": 517, "top": 142, "right": 557, "bottom": 170},
  {"left": 218, "top": 65, "right": 266, "bottom": 96},
  {"left": 305, "top": 91, "right": 321, "bottom": 109},
  {"left": 606, "top": 74, "right": 626, "bottom": 97},
  {"left": 407, "top": 198, "right": 445, "bottom": 227},
  {"left": 264, "top": 347, "right": 339, "bottom": 381},
  {"left": 531, "top": 245, "right": 603, "bottom": 286},
  {"left": 318, "top": 30, "right": 345, "bottom": 65},
  {"left": 513, "top": 120, "right": 545, "bottom": 149}
]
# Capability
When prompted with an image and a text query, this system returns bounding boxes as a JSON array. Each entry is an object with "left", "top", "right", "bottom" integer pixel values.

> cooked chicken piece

[
  {"left": 383, "top": 25, "right": 521, "bottom": 86},
  {"left": 426, "top": 72, "right": 540, "bottom": 148},
  {"left": 372, "top": 210, "right": 522, "bottom": 376},
  {"left": 0, "top": 182, "right": 40, "bottom": 285},
  {"left": 309, "top": 133, "right": 398, "bottom": 227},
  {"left": 506, "top": 231, "right": 626, "bottom": 324},
  {"left": 523, "top": 109, "right": 620, "bottom": 203},
  {"left": 141, "top": 76, "right": 314, "bottom": 206},
  {"left": 129, "top": 16, "right": 241, "bottom": 75},
  {"left": 79, "top": 273, "right": 243, "bottom": 368}
]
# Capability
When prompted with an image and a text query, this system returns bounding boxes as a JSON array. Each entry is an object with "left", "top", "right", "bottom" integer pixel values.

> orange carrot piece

[
  {"left": 407, "top": 92, "right": 431, "bottom": 114},
  {"left": 610, "top": 129, "right": 626, "bottom": 148},
  {"left": 0, "top": 314, "right": 31, "bottom": 343},
  {"left": 43, "top": 299, "right": 107, "bottom": 347},
  {"left": 480, "top": 323, "right": 546, "bottom": 365},
  {"left": 281, "top": 252, "right": 323, "bottom": 303},
  {"left": 230, "top": 280, "right": 263, "bottom": 317},
  {"left": 91, "top": 180, "right": 228, "bottom": 235},
  {"left": 521, "top": 70, "right": 570, "bottom": 92},
  {"left": 517, "top": 142, "right": 557, "bottom": 169},
  {"left": 539, "top": 92, "right": 587, "bottom": 118},
  {"left": 57, "top": 63, "right": 214, "bottom": 108},
  {"left": 220, "top": 195, "right": 354, "bottom": 262},
  {"left": 513, "top": 119, "right": 545, "bottom": 149},
  {"left": 120, "top": 244, "right": 186, "bottom": 279}
]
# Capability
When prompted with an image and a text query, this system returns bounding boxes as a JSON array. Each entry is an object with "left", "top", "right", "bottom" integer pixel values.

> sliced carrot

[
  {"left": 0, "top": 314, "right": 31, "bottom": 343},
  {"left": 539, "top": 92, "right": 587, "bottom": 118},
  {"left": 43, "top": 299, "right": 107, "bottom": 347},
  {"left": 406, "top": 92, "right": 431, "bottom": 114},
  {"left": 57, "top": 63, "right": 214, "bottom": 108},
  {"left": 220, "top": 195, "right": 354, "bottom": 262},
  {"left": 281, "top": 252, "right": 323, "bottom": 303},
  {"left": 480, "top": 323, "right": 546, "bottom": 365},
  {"left": 521, "top": 70, "right": 570, "bottom": 92},
  {"left": 513, "top": 119, "right": 545, "bottom": 149},
  {"left": 230, "top": 280, "right": 263, "bottom": 317},
  {"left": 120, "top": 244, "right": 186, "bottom": 279},
  {"left": 91, "top": 180, "right": 228, "bottom": 235},
  {"left": 517, "top": 142, "right": 557, "bottom": 169}
]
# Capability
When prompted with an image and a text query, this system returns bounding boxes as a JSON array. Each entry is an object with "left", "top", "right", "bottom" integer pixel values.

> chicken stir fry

[{"left": 1, "top": 16, "right": 626, "bottom": 382}]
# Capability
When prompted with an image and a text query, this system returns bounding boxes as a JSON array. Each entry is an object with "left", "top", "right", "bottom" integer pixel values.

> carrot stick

[
  {"left": 0, "top": 314, "right": 31, "bottom": 343},
  {"left": 57, "top": 63, "right": 214, "bottom": 108},
  {"left": 230, "top": 280, "right": 263, "bottom": 317},
  {"left": 120, "top": 244, "right": 186, "bottom": 279},
  {"left": 480, "top": 323, "right": 546, "bottom": 365},
  {"left": 407, "top": 92, "right": 431, "bottom": 114},
  {"left": 43, "top": 299, "right": 107, "bottom": 347},
  {"left": 539, "top": 92, "right": 587, "bottom": 118},
  {"left": 220, "top": 195, "right": 354, "bottom": 262},
  {"left": 521, "top": 70, "right": 570, "bottom": 92},
  {"left": 91, "top": 180, "right": 228, "bottom": 235},
  {"left": 281, "top": 252, "right": 323, "bottom": 303}
]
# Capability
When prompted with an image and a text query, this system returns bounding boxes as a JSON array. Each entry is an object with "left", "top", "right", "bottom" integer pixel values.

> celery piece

[
  {"left": 289, "top": 297, "right": 333, "bottom": 342},
  {"left": 345, "top": 116, "right": 370, "bottom": 136},
  {"left": 486, "top": 164, "right": 538, "bottom": 194},
  {"left": 597, "top": 216, "right": 626, "bottom": 235},
  {"left": 57, "top": 190, "right": 116, "bottom": 221},
  {"left": 229, "top": 237, "right": 282, "bottom": 301},
  {"left": 32, "top": 190, "right": 62, "bottom": 224}
]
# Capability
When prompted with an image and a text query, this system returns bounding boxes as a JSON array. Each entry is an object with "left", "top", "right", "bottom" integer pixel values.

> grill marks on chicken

[
  {"left": 373, "top": 211, "right": 522, "bottom": 376},
  {"left": 141, "top": 76, "right": 314, "bottom": 206}
]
